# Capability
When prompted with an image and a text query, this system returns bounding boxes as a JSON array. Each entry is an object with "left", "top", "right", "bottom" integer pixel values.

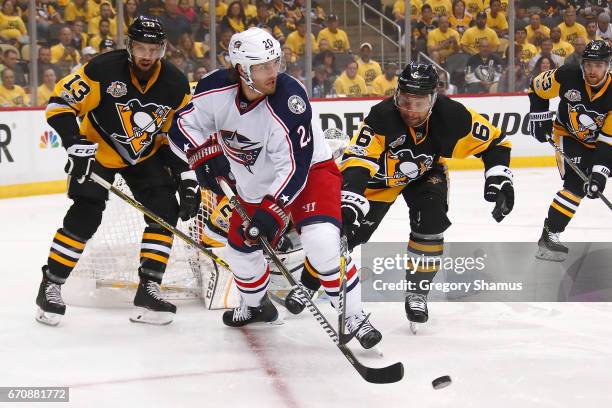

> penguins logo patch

[
  {"left": 288, "top": 95, "right": 306, "bottom": 114},
  {"left": 112, "top": 99, "right": 171, "bottom": 156},
  {"left": 106, "top": 81, "right": 128, "bottom": 98}
]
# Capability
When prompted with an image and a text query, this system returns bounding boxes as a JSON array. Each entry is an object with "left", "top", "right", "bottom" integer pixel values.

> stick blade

[{"left": 358, "top": 361, "right": 405, "bottom": 384}]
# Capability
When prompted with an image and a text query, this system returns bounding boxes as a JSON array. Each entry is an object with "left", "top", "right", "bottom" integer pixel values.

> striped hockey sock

[
  {"left": 139, "top": 226, "right": 174, "bottom": 284},
  {"left": 405, "top": 235, "right": 444, "bottom": 295},
  {"left": 47, "top": 228, "right": 87, "bottom": 284},
  {"left": 547, "top": 189, "right": 582, "bottom": 233}
]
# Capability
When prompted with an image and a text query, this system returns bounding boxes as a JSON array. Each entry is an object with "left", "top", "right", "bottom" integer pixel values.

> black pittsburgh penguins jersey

[
  {"left": 530, "top": 64, "right": 612, "bottom": 146},
  {"left": 340, "top": 96, "right": 512, "bottom": 196},
  {"left": 529, "top": 63, "right": 612, "bottom": 170},
  {"left": 46, "top": 50, "right": 191, "bottom": 168}
]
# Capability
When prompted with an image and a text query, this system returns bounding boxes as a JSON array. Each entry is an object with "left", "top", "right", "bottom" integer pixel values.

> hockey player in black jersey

[
  {"left": 529, "top": 40, "right": 612, "bottom": 261},
  {"left": 286, "top": 62, "right": 514, "bottom": 329},
  {"left": 36, "top": 17, "right": 195, "bottom": 326}
]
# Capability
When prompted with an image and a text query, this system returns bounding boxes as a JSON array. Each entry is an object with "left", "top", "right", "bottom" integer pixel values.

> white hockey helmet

[{"left": 229, "top": 27, "right": 283, "bottom": 91}]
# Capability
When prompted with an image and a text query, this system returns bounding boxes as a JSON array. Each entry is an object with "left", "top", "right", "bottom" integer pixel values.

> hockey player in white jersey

[{"left": 169, "top": 27, "right": 382, "bottom": 348}]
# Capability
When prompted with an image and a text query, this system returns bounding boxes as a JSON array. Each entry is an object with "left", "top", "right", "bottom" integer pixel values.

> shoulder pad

[
  {"left": 193, "top": 69, "right": 237, "bottom": 96},
  {"left": 84, "top": 49, "right": 127, "bottom": 80},
  {"left": 364, "top": 98, "right": 404, "bottom": 135},
  {"left": 266, "top": 73, "right": 312, "bottom": 128}
]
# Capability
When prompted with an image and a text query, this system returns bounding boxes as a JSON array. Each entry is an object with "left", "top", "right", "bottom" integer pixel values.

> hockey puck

[{"left": 432, "top": 375, "right": 452, "bottom": 389}]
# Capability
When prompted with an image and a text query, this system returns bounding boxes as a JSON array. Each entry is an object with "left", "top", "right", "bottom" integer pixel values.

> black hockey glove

[
  {"left": 187, "top": 136, "right": 234, "bottom": 196},
  {"left": 177, "top": 170, "right": 200, "bottom": 221},
  {"left": 584, "top": 165, "right": 609, "bottom": 199},
  {"left": 64, "top": 140, "right": 98, "bottom": 183},
  {"left": 484, "top": 166, "right": 514, "bottom": 223},
  {"left": 341, "top": 190, "right": 370, "bottom": 237},
  {"left": 529, "top": 111, "right": 554, "bottom": 143},
  {"left": 243, "top": 195, "right": 289, "bottom": 247}
]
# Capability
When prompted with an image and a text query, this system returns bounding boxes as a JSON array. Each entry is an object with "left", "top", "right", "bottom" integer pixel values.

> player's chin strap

[
  {"left": 545, "top": 138, "right": 612, "bottom": 211},
  {"left": 239, "top": 70, "right": 265, "bottom": 95}
]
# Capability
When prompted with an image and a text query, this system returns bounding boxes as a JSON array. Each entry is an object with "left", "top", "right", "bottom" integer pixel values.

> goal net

[{"left": 63, "top": 175, "right": 239, "bottom": 309}]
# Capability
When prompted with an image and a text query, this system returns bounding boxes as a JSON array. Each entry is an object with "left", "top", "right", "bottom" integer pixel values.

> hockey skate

[
  {"left": 284, "top": 285, "right": 315, "bottom": 315},
  {"left": 405, "top": 292, "right": 428, "bottom": 334},
  {"left": 223, "top": 294, "right": 279, "bottom": 327},
  {"left": 130, "top": 277, "right": 177, "bottom": 325},
  {"left": 36, "top": 266, "right": 66, "bottom": 326},
  {"left": 345, "top": 310, "right": 382, "bottom": 349},
  {"left": 535, "top": 220, "right": 568, "bottom": 262}
]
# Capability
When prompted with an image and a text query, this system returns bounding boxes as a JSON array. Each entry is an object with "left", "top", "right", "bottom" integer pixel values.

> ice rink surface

[{"left": 1, "top": 167, "right": 611, "bottom": 408}]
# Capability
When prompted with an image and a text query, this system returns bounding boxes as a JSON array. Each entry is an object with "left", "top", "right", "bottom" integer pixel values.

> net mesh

[{"left": 70, "top": 175, "right": 218, "bottom": 300}]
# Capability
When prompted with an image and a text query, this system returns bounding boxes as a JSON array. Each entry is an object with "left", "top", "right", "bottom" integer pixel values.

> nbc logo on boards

[{"left": 39, "top": 130, "right": 60, "bottom": 148}]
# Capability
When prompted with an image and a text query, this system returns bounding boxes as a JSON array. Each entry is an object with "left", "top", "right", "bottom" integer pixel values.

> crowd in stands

[
  {"left": 387, "top": 0, "right": 612, "bottom": 94},
  {"left": 0, "top": 0, "right": 610, "bottom": 106}
]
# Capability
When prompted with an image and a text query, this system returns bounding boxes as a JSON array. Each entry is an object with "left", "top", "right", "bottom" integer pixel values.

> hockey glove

[
  {"left": 243, "top": 195, "right": 289, "bottom": 247},
  {"left": 584, "top": 165, "right": 609, "bottom": 199},
  {"left": 187, "top": 136, "right": 234, "bottom": 196},
  {"left": 65, "top": 140, "right": 98, "bottom": 183},
  {"left": 484, "top": 166, "right": 514, "bottom": 223},
  {"left": 177, "top": 170, "right": 201, "bottom": 221},
  {"left": 341, "top": 190, "right": 370, "bottom": 237},
  {"left": 529, "top": 111, "right": 554, "bottom": 143}
]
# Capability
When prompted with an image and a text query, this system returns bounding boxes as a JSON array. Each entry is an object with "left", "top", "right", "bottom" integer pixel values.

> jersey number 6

[
  {"left": 472, "top": 121, "right": 491, "bottom": 141},
  {"left": 63, "top": 74, "right": 91, "bottom": 102}
]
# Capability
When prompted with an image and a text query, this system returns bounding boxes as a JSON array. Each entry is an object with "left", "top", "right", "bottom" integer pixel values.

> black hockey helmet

[
  {"left": 397, "top": 61, "right": 439, "bottom": 95},
  {"left": 582, "top": 39, "right": 611, "bottom": 62},
  {"left": 127, "top": 16, "right": 167, "bottom": 63},
  {"left": 128, "top": 16, "right": 166, "bottom": 44}
]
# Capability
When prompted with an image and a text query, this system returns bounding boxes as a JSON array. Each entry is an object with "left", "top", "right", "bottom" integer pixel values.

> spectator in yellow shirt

[
  {"left": 484, "top": 0, "right": 507, "bottom": 13},
  {"left": 426, "top": 0, "right": 452, "bottom": 17},
  {"left": 0, "top": 0, "right": 26, "bottom": 41},
  {"left": 87, "top": 0, "right": 103, "bottom": 19},
  {"left": 371, "top": 62, "right": 398, "bottom": 97},
  {"left": 464, "top": 0, "right": 484, "bottom": 16},
  {"left": 285, "top": 18, "right": 318, "bottom": 57},
  {"left": 51, "top": 26, "right": 81, "bottom": 75},
  {"left": 514, "top": 25, "right": 537, "bottom": 67},
  {"left": 356, "top": 42, "right": 382, "bottom": 89},
  {"left": 334, "top": 60, "right": 367, "bottom": 97},
  {"left": 557, "top": 6, "right": 587, "bottom": 44},
  {"left": 393, "top": 0, "right": 422, "bottom": 23},
  {"left": 460, "top": 11, "right": 500, "bottom": 55},
  {"left": 526, "top": 12, "right": 550, "bottom": 47},
  {"left": 240, "top": 0, "right": 256, "bottom": 19},
  {"left": 202, "top": 0, "right": 228, "bottom": 23},
  {"left": 427, "top": 15, "right": 460, "bottom": 63},
  {"left": 220, "top": 1, "right": 247, "bottom": 33},
  {"left": 0, "top": 68, "right": 28, "bottom": 106},
  {"left": 64, "top": 0, "right": 88, "bottom": 23},
  {"left": 486, "top": 0, "right": 508, "bottom": 38},
  {"left": 89, "top": 18, "right": 115, "bottom": 52},
  {"left": 317, "top": 14, "right": 351, "bottom": 53},
  {"left": 449, "top": 0, "right": 472, "bottom": 36},
  {"left": 36, "top": 68, "right": 56, "bottom": 106},
  {"left": 88, "top": 1, "right": 117, "bottom": 37},
  {"left": 550, "top": 25, "right": 574, "bottom": 60}
]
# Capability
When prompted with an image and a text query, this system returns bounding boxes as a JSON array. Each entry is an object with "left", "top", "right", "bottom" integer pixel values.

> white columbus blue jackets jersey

[{"left": 169, "top": 69, "right": 332, "bottom": 205}]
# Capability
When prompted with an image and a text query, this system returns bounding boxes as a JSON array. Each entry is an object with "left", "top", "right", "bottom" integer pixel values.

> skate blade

[
  {"left": 535, "top": 248, "right": 567, "bottom": 262},
  {"left": 129, "top": 307, "right": 174, "bottom": 325},
  {"left": 36, "top": 308, "right": 62, "bottom": 326},
  {"left": 409, "top": 322, "right": 418, "bottom": 335}
]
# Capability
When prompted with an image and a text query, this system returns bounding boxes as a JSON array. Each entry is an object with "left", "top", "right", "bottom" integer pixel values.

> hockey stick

[
  {"left": 219, "top": 180, "right": 404, "bottom": 384},
  {"left": 89, "top": 173, "right": 233, "bottom": 271},
  {"left": 547, "top": 138, "right": 612, "bottom": 211}
]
